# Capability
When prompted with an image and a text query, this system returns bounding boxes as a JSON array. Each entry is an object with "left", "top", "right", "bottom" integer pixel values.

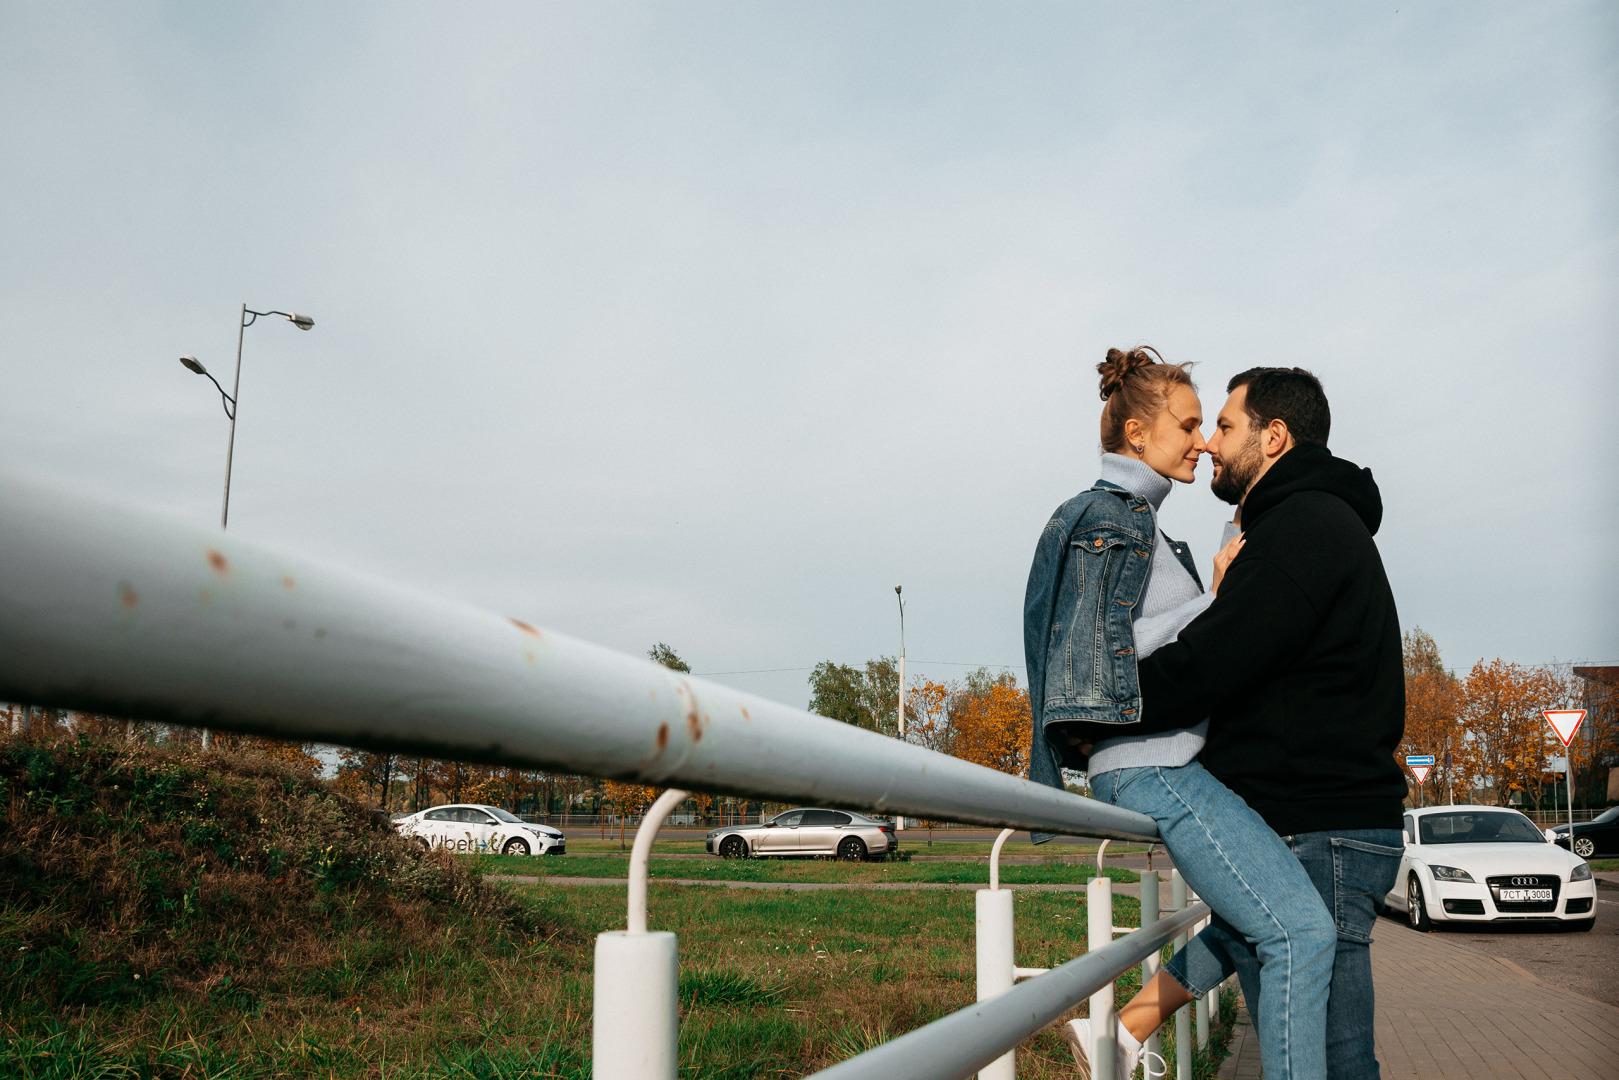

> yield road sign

[
  {"left": 1543, "top": 710, "right": 1587, "bottom": 747},
  {"left": 1410, "top": 765, "right": 1432, "bottom": 785}
]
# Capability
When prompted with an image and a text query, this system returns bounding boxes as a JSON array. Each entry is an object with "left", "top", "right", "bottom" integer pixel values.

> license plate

[{"left": 1498, "top": 888, "right": 1552, "bottom": 902}]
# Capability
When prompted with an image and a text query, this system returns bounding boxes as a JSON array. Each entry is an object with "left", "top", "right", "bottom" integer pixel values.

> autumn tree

[
  {"left": 1398, "top": 629, "right": 1465, "bottom": 805},
  {"left": 902, "top": 677, "right": 954, "bottom": 754},
  {"left": 948, "top": 668, "right": 1032, "bottom": 777},
  {"left": 1458, "top": 659, "right": 1560, "bottom": 809},
  {"left": 335, "top": 749, "right": 400, "bottom": 810}
]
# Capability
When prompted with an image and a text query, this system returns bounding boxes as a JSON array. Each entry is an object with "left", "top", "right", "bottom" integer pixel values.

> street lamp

[
  {"left": 179, "top": 305, "right": 315, "bottom": 529},
  {"left": 895, "top": 584, "right": 906, "bottom": 832},
  {"left": 178, "top": 306, "right": 314, "bottom": 753}
]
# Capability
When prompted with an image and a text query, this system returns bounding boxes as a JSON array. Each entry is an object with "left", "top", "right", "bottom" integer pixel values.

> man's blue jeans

[
  {"left": 1092, "top": 764, "right": 1336, "bottom": 1080},
  {"left": 1182, "top": 829, "right": 1404, "bottom": 1080}
]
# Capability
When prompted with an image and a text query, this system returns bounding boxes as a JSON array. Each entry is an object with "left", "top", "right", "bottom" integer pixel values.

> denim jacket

[{"left": 1023, "top": 479, "right": 1202, "bottom": 794}]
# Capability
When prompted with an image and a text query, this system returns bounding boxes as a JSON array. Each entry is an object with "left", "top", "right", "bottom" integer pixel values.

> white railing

[{"left": 0, "top": 470, "right": 1212, "bottom": 1080}]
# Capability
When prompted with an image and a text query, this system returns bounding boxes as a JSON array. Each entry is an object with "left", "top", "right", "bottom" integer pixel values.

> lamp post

[
  {"left": 179, "top": 305, "right": 315, "bottom": 529},
  {"left": 178, "top": 305, "right": 314, "bottom": 750},
  {"left": 895, "top": 584, "right": 906, "bottom": 832}
]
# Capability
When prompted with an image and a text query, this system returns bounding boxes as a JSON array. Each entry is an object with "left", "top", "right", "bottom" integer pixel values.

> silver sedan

[{"left": 706, "top": 808, "right": 898, "bottom": 861}]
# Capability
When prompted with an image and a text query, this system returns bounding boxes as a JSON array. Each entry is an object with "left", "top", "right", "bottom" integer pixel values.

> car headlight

[
  {"left": 1428, "top": 865, "right": 1474, "bottom": 882},
  {"left": 1571, "top": 862, "right": 1592, "bottom": 881}
]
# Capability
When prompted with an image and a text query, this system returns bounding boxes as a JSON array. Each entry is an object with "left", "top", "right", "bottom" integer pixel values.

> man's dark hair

[{"left": 1227, "top": 367, "right": 1331, "bottom": 447}]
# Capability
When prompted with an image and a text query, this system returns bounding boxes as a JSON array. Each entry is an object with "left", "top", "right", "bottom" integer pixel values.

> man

[{"left": 1129, "top": 367, "right": 1408, "bottom": 1079}]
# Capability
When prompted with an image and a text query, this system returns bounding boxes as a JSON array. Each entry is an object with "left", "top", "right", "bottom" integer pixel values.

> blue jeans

[
  {"left": 1092, "top": 764, "right": 1336, "bottom": 1080},
  {"left": 1185, "top": 830, "right": 1403, "bottom": 1080}
]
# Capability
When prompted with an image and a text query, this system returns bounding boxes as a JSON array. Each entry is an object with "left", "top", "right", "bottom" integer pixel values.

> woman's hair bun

[{"left": 1097, "top": 346, "right": 1163, "bottom": 401}]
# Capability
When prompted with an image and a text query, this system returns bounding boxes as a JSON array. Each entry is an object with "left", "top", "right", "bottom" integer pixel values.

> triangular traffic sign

[
  {"left": 1410, "top": 765, "right": 1432, "bottom": 785},
  {"left": 1544, "top": 710, "right": 1587, "bottom": 747}
]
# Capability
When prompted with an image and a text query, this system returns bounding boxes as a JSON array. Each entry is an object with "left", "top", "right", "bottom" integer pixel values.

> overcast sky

[{"left": 3, "top": 3, "right": 1615, "bottom": 710}]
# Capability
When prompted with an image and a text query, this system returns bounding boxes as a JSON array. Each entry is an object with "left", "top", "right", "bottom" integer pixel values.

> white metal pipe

[
  {"left": 594, "top": 929, "right": 679, "bottom": 1080},
  {"left": 975, "top": 889, "right": 1016, "bottom": 1080},
  {"left": 627, "top": 787, "right": 689, "bottom": 935},
  {"left": 0, "top": 471, "right": 1159, "bottom": 842},
  {"left": 1087, "top": 875, "right": 1116, "bottom": 1080},
  {"left": 989, "top": 828, "right": 1015, "bottom": 891},
  {"left": 808, "top": 901, "right": 1209, "bottom": 1080},
  {"left": 1172, "top": 871, "right": 1191, "bottom": 1080},
  {"left": 1139, "top": 870, "right": 1162, "bottom": 1070}
]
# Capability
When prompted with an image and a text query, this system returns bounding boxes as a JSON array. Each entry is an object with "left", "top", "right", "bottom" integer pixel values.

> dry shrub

[{"left": 0, "top": 732, "right": 548, "bottom": 1011}]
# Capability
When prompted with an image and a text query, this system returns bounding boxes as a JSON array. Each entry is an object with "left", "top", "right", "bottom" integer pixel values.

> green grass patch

[{"left": 4, "top": 732, "right": 1215, "bottom": 1078}]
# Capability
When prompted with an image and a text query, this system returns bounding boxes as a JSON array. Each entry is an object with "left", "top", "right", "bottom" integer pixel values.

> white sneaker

[{"left": 1064, "top": 1018, "right": 1143, "bottom": 1079}]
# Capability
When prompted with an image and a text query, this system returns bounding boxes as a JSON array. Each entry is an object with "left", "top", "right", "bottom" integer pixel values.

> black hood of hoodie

[{"left": 1241, "top": 443, "right": 1383, "bottom": 536}]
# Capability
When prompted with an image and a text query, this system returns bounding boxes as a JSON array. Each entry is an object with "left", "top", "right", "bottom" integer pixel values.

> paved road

[{"left": 1384, "top": 875, "right": 1619, "bottom": 1008}]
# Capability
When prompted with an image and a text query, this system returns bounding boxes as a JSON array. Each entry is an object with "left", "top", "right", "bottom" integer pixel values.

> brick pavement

[{"left": 1217, "top": 916, "right": 1619, "bottom": 1079}]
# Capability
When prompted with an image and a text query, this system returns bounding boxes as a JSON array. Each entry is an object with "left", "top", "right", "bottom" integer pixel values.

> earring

[{"left": 1132, "top": 442, "right": 1145, "bottom": 454}]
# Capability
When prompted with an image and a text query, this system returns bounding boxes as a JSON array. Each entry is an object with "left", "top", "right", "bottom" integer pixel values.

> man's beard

[{"left": 1210, "top": 429, "right": 1263, "bottom": 505}]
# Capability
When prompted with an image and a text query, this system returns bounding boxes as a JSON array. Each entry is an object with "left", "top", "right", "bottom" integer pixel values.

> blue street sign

[{"left": 1405, "top": 755, "right": 1435, "bottom": 766}]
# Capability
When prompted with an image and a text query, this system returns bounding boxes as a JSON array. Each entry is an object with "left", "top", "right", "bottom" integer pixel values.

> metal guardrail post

[
  {"left": 1194, "top": 915, "right": 1209, "bottom": 1051},
  {"left": 1087, "top": 874, "right": 1117, "bottom": 1080},
  {"left": 1138, "top": 870, "right": 1161, "bottom": 1070},
  {"left": 593, "top": 787, "right": 688, "bottom": 1080},
  {"left": 975, "top": 830, "right": 1018, "bottom": 1080},
  {"left": 1171, "top": 870, "right": 1191, "bottom": 1080}
]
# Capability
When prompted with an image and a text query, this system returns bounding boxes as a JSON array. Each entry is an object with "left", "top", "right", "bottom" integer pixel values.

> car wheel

[
  {"left": 1406, "top": 873, "right": 1433, "bottom": 932},
  {"left": 415, "top": 837, "right": 430, "bottom": 851},
  {"left": 1573, "top": 836, "right": 1596, "bottom": 858},
  {"left": 719, "top": 835, "right": 748, "bottom": 860},
  {"left": 838, "top": 837, "right": 867, "bottom": 862},
  {"left": 1565, "top": 917, "right": 1596, "bottom": 933},
  {"left": 502, "top": 838, "right": 530, "bottom": 856}
]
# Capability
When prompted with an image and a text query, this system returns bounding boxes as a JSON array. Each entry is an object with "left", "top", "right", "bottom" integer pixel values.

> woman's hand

[{"left": 1212, "top": 533, "right": 1245, "bottom": 595}]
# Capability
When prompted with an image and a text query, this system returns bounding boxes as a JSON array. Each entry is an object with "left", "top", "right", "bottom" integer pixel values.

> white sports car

[
  {"left": 394, "top": 804, "right": 566, "bottom": 856},
  {"left": 1384, "top": 805, "right": 1596, "bottom": 932}
]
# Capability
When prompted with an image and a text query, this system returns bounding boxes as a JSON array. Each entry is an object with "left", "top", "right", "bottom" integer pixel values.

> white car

[
  {"left": 1384, "top": 805, "right": 1596, "bottom": 932},
  {"left": 394, "top": 804, "right": 566, "bottom": 856}
]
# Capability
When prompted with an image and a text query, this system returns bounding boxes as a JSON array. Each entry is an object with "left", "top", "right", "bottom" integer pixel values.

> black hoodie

[{"left": 1100, "top": 443, "right": 1407, "bottom": 836}]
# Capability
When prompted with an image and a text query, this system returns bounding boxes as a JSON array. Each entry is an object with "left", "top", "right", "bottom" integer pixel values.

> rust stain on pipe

[
  {"left": 206, "top": 549, "right": 229, "bottom": 575},
  {"left": 656, "top": 723, "right": 669, "bottom": 751},
  {"left": 281, "top": 575, "right": 296, "bottom": 590},
  {"left": 508, "top": 618, "right": 543, "bottom": 639},
  {"left": 675, "top": 680, "right": 705, "bottom": 743},
  {"left": 118, "top": 585, "right": 139, "bottom": 609}
]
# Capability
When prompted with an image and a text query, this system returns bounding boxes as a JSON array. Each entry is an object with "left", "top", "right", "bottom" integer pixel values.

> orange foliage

[
  {"left": 950, "top": 683, "right": 1032, "bottom": 777},
  {"left": 1456, "top": 659, "right": 1562, "bottom": 809}
]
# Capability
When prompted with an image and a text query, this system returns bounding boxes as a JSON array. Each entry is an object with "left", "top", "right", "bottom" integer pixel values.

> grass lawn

[
  {"left": 471, "top": 853, "right": 1141, "bottom": 887},
  {"left": 5, "top": 878, "right": 1234, "bottom": 1079},
  {"left": 1, "top": 734, "right": 1222, "bottom": 1079},
  {"left": 1587, "top": 858, "right": 1619, "bottom": 872}
]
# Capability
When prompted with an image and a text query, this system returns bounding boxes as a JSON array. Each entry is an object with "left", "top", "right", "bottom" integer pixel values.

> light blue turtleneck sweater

[{"left": 1086, "top": 454, "right": 1213, "bottom": 775}]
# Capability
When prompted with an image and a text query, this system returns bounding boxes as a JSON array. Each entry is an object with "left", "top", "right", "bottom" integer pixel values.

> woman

[{"left": 1021, "top": 347, "right": 1334, "bottom": 1080}]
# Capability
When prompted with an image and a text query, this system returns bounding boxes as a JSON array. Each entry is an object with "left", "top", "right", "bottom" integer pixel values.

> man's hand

[
  {"left": 1212, "top": 533, "right": 1246, "bottom": 595},
  {"left": 1064, "top": 734, "right": 1094, "bottom": 756}
]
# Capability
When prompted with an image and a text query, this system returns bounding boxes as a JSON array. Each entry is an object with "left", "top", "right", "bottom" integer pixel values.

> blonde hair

[{"left": 1097, "top": 346, "right": 1196, "bottom": 453}]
